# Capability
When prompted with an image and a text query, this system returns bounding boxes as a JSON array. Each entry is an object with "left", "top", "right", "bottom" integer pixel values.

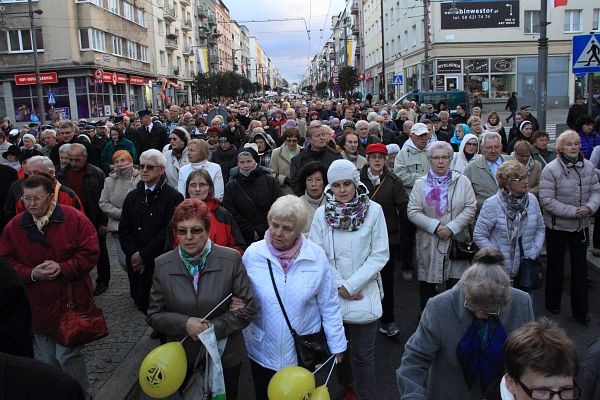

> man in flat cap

[{"left": 134, "top": 110, "right": 169, "bottom": 156}]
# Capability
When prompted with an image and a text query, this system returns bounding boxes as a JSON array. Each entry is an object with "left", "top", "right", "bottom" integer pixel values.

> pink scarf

[{"left": 264, "top": 229, "right": 303, "bottom": 273}]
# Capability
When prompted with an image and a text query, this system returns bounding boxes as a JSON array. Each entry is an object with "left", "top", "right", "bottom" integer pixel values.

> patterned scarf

[
  {"left": 32, "top": 201, "right": 56, "bottom": 234},
  {"left": 498, "top": 188, "right": 529, "bottom": 247},
  {"left": 178, "top": 239, "right": 212, "bottom": 293},
  {"left": 424, "top": 170, "right": 453, "bottom": 217},
  {"left": 524, "top": 156, "right": 535, "bottom": 175},
  {"left": 324, "top": 184, "right": 370, "bottom": 231},
  {"left": 456, "top": 315, "right": 507, "bottom": 393},
  {"left": 264, "top": 229, "right": 303, "bottom": 274},
  {"left": 560, "top": 152, "right": 584, "bottom": 169}
]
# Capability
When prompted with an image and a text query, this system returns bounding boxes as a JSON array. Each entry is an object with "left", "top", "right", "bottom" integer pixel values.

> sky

[{"left": 227, "top": 0, "right": 347, "bottom": 85}]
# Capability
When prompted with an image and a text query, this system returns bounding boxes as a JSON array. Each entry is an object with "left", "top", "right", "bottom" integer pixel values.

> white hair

[
  {"left": 68, "top": 143, "right": 87, "bottom": 156},
  {"left": 368, "top": 121, "right": 381, "bottom": 134},
  {"left": 366, "top": 112, "right": 378, "bottom": 122},
  {"left": 428, "top": 141, "right": 454, "bottom": 162},
  {"left": 267, "top": 195, "right": 310, "bottom": 233},
  {"left": 59, "top": 143, "right": 71, "bottom": 154},
  {"left": 480, "top": 131, "right": 502, "bottom": 148},
  {"left": 42, "top": 129, "right": 57, "bottom": 137},
  {"left": 355, "top": 120, "right": 369, "bottom": 129},
  {"left": 139, "top": 149, "right": 167, "bottom": 168}
]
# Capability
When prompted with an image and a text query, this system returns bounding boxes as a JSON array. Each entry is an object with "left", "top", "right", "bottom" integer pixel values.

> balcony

[
  {"left": 208, "top": 54, "right": 218, "bottom": 65},
  {"left": 207, "top": 35, "right": 218, "bottom": 46},
  {"left": 183, "top": 44, "right": 194, "bottom": 56},
  {"left": 207, "top": 15, "right": 216, "bottom": 26},
  {"left": 351, "top": 0, "right": 359, "bottom": 14},
  {"left": 179, "top": 0, "right": 191, "bottom": 6},
  {"left": 197, "top": 6, "right": 208, "bottom": 18},
  {"left": 165, "top": 37, "right": 178, "bottom": 50},
  {"left": 163, "top": 5, "right": 176, "bottom": 22},
  {"left": 182, "top": 18, "right": 192, "bottom": 31},
  {"left": 172, "top": 67, "right": 180, "bottom": 76}
]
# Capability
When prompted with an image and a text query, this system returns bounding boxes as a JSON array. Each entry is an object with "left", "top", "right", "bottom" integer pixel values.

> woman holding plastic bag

[{"left": 147, "top": 198, "right": 256, "bottom": 399}]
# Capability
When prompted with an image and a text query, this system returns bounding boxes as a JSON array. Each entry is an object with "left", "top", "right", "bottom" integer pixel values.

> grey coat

[
  {"left": 147, "top": 245, "right": 256, "bottom": 369},
  {"left": 397, "top": 284, "right": 534, "bottom": 400},
  {"left": 539, "top": 157, "right": 600, "bottom": 232},
  {"left": 464, "top": 155, "right": 512, "bottom": 209}
]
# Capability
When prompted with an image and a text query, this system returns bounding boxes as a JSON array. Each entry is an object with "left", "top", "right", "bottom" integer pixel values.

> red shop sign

[
  {"left": 358, "top": 73, "right": 365, "bottom": 81},
  {"left": 101, "top": 71, "right": 127, "bottom": 85},
  {"left": 129, "top": 75, "right": 145, "bottom": 85},
  {"left": 14, "top": 72, "right": 58, "bottom": 85}
]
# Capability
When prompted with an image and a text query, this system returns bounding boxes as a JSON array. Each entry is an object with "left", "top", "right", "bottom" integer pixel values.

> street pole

[
  {"left": 536, "top": 0, "right": 548, "bottom": 130},
  {"left": 588, "top": 73, "right": 594, "bottom": 116},
  {"left": 29, "top": 0, "right": 46, "bottom": 124},
  {"left": 423, "top": 0, "right": 431, "bottom": 91},
  {"left": 380, "top": 0, "right": 386, "bottom": 102}
]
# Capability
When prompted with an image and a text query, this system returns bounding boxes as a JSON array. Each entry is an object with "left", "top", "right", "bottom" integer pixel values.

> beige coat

[
  {"left": 527, "top": 159, "right": 542, "bottom": 198},
  {"left": 269, "top": 144, "right": 300, "bottom": 195},
  {"left": 147, "top": 245, "right": 256, "bottom": 369},
  {"left": 407, "top": 172, "right": 477, "bottom": 283},
  {"left": 463, "top": 155, "right": 512, "bottom": 209},
  {"left": 98, "top": 169, "right": 141, "bottom": 232}
]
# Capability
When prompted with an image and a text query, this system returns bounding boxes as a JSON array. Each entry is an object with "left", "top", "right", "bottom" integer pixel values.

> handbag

[
  {"left": 181, "top": 346, "right": 209, "bottom": 400},
  {"left": 449, "top": 238, "right": 479, "bottom": 260},
  {"left": 267, "top": 259, "right": 330, "bottom": 371},
  {"left": 56, "top": 282, "right": 109, "bottom": 347},
  {"left": 514, "top": 237, "right": 544, "bottom": 291}
]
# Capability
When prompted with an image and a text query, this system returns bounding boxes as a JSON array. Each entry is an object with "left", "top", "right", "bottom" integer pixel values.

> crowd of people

[{"left": 0, "top": 95, "right": 599, "bottom": 400}]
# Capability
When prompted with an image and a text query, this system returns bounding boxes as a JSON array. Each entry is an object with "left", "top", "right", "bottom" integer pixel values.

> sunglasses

[{"left": 139, "top": 164, "right": 159, "bottom": 171}]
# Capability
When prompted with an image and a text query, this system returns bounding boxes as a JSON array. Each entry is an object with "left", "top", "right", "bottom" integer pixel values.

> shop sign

[
  {"left": 492, "top": 59, "right": 513, "bottom": 72},
  {"left": 440, "top": 1, "right": 519, "bottom": 30},
  {"left": 94, "top": 68, "right": 104, "bottom": 83},
  {"left": 464, "top": 59, "right": 489, "bottom": 73},
  {"left": 101, "top": 71, "right": 127, "bottom": 84},
  {"left": 436, "top": 60, "right": 462, "bottom": 74},
  {"left": 358, "top": 73, "right": 365, "bottom": 81},
  {"left": 129, "top": 75, "right": 145, "bottom": 85},
  {"left": 14, "top": 72, "right": 58, "bottom": 85}
]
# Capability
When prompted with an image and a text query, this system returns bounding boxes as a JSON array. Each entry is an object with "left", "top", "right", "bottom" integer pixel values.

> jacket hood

[
  {"left": 252, "top": 131, "right": 276, "bottom": 150},
  {"left": 404, "top": 139, "right": 429, "bottom": 153},
  {"left": 457, "top": 133, "right": 480, "bottom": 157}
]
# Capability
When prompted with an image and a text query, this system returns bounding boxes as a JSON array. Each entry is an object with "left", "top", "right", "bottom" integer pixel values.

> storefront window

[
  {"left": 490, "top": 74, "right": 515, "bottom": 99},
  {"left": 12, "top": 78, "right": 69, "bottom": 123},
  {"left": 464, "top": 75, "right": 489, "bottom": 98}
]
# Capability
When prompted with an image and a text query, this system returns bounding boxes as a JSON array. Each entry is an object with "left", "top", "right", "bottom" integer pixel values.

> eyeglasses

[
  {"left": 286, "top": 138, "right": 299, "bottom": 143},
  {"left": 516, "top": 378, "right": 580, "bottom": 400},
  {"left": 430, "top": 156, "right": 450, "bottom": 161},
  {"left": 509, "top": 175, "right": 529, "bottom": 183},
  {"left": 464, "top": 300, "right": 500, "bottom": 316},
  {"left": 139, "top": 164, "right": 159, "bottom": 171},
  {"left": 175, "top": 227, "right": 205, "bottom": 236},
  {"left": 22, "top": 194, "right": 50, "bottom": 204},
  {"left": 188, "top": 182, "right": 209, "bottom": 189}
]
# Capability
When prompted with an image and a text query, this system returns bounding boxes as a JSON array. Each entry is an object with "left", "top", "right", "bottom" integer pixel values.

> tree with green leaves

[
  {"left": 315, "top": 81, "right": 328, "bottom": 96},
  {"left": 338, "top": 66, "right": 359, "bottom": 98}
]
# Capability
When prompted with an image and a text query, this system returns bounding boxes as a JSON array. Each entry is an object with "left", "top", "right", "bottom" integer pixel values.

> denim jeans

[
  {"left": 336, "top": 321, "right": 378, "bottom": 400},
  {"left": 34, "top": 334, "right": 89, "bottom": 397}
]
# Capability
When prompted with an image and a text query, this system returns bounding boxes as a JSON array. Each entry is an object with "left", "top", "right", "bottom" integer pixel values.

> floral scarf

[
  {"left": 424, "top": 170, "right": 453, "bottom": 217},
  {"left": 498, "top": 189, "right": 529, "bottom": 249},
  {"left": 33, "top": 201, "right": 56, "bottom": 234},
  {"left": 264, "top": 229, "right": 303, "bottom": 274},
  {"left": 324, "top": 183, "right": 370, "bottom": 231},
  {"left": 178, "top": 239, "right": 212, "bottom": 293}
]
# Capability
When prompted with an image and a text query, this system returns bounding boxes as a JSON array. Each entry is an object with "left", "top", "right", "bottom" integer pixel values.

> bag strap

[
  {"left": 368, "top": 175, "right": 387, "bottom": 200},
  {"left": 267, "top": 259, "right": 298, "bottom": 337},
  {"left": 518, "top": 236, "right": 524, "bottom": 260}
]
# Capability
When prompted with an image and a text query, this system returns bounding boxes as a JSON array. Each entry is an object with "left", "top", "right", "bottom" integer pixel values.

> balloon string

[
  {"left": 180, "top": 293, "right": 233, "bottom": 344},
  {"left": 324, "top": 356, "right": 337, "bottom": 387},
  {"left": 313, "top": 354, "right": 336, "bottom": 374}
]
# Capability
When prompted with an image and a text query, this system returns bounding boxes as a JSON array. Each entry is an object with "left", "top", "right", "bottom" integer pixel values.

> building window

[
  {"left": 593, "top": 9, "right": 599, "bottom": 31},
  {"left": 158, "top": 19, "right": 164, "bottom": 35},
  {"left": 138, "top": 45, "right": 148, "bottom": 62},
  {"left": 524, "top": 10, "right": 540, "bottom": 34},
  {"left": 7, "top": 28, "right": 43, "bottom": 53},
  {"left": 79, "top": 28, "right": 105, "bottom": 51},
  {"left": 410, "top": 25, "right": 416, "bottom": 47},
  {"left": 564, "top": 9, "right": 582, "bottom": 33},
  {"left": 137, "top": 9, "right": 146, "bottom": 27},
  {"left": 126, "top": 40, "right": 137, "bottom": 59},
  {"left": 111, "top": 35, "right": 123, "bottom": 55},
  {"left": 123, "top": 2, "right": 134, "bottom": 21},
  {"left": 160, "top": 50, "right": 166, "bottom": 67},
  {"left": 75, "top": 0, "right": 102, "bottom": 5},
  {"left": 108, "top": 0, "right": 120, "bottom": 14}
]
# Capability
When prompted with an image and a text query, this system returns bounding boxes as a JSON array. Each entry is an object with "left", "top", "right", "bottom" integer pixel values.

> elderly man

[
  {"left": 289, "top": 121, "right": 342, "bottom": 195},
  {"left": 375, "top": 114, "right": 398, "bottom": 144},
  {"left": 50, "top": 120, "right": 100, "bottom": 168},
  {"left": 464, "top": 131, "right": 512, "bottom": 210},
  {"left": 356, "top": 120, "right": 382, "bottom": 156},
  {"left": 394, "top": 122, "right": 431, "bottom": 281},
  {"left": 119, "top": 149, "right": 183, "bottom": 313},
  {"left": 134, "top": 110, "right": 169, "bottom": 156},
  {"left": 58, "top": 144, "right": 109, "bottom": 296},
  {"left": 40, "top": 129, "right": 57, "bottom": 157}
]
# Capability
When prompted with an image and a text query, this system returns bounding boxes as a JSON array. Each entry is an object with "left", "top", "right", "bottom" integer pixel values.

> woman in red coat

[{"left": 0, "top": 174, "right": 99, "bottom": 398}]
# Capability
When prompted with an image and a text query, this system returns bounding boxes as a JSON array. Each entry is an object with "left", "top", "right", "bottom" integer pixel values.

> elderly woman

[
  {"left": 309, "top": 159, "right": 389, "bottom": 400},
  {"left": 473, "top": 160, "right": 545, "bottom": 284},
  {"left": 531, "top": 130, "right": 556, "bottom": 167},
  {"left": 397, "top": 248, "right": 534, "bottom": 399},
  {"left": 512, "top": 141, "right": 542, "bottom": 197},
  {"left": 0, "top": 174, "right": 100, "bottom": 398},
  {"left": 540, "top": 130, "right": 600, "bottom": 325},
  {"left": 100, "top": 126, "right": 137, "bottom": 174},
  {"left": 408, "top": 141, "right": 477, "bottom": 310},
  {"left": 223, "top": 146, "right": 282, "bottom": 245},
  {"left": 148, "top": 199, "right": 256, "bottom": 400},
  {"left": 269, "top": 127, "right": 301, "bottom": 194},
  {"left": 339, "top": 131, "right": 368, "bottom": 170},
  {"left": 58, "top": 143, "right": 71, "bottom": 173},
  {"left": 467, "top": 116, "right": 484, "bottom": 138},
  {"left": 298, "top": 161, "right": 328, "bottom": 235},
  {"left": 450, "top": 133, "right": 481, "bottom": 174},
  {"left": 99, "top": 150, "right": 141, "bottom": 268},
  {"left": 242, "top": 195, "right": 346, "bottom": 400},
  {"left": 163, "top": 127, "right": 190, "bottom": 189},
  {"left": 450, "top": 123, "right": 471, "bottom": 151},
  {"left": 177, "top": 139, "right": 224, "bottom": 200},
  {"left": 360, "top": 143, "right": 408, "bottom": 337}
]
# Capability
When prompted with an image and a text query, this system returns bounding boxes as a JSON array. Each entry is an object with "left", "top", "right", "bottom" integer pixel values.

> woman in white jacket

[
  {"left": 450, "top": 133, "right": 481, "bottom": 173},
  {"left": 243, "top": 195, "right": 346, "bottom": 400},
  {"left": 309, "top": 159, "right": 389, "bottom": 400}
]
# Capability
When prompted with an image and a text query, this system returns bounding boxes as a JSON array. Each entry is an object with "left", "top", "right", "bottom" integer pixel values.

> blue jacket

[{"left": 579, "top": 131, "right": 600, "bottom": 160}]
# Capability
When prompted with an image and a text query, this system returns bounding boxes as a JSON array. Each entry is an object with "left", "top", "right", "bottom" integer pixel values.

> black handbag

[
  {"left": 267, "top": 259, "right": 330, "bottom": 371},
  {"left": 514, "top": 237, "right": 544, "bottom": 291},
  {"left": 449, "top": 238, "right": 479, "bottom": 260}
]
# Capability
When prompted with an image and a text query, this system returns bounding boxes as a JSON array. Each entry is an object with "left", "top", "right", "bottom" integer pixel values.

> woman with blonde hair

[{"left": 177, "top": 139, "right": 224, "bottom": 200}]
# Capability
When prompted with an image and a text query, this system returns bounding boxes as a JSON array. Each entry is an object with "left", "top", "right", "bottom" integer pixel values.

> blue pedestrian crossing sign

[
  {"left": 392, "top": 74, "right": 404, "bottom": 86},
  {"left": 48, "top": 92, "right": 56, "bottom": 105},
  {"left": 572, "top": 33, "right": 600, "bottom": 74}
]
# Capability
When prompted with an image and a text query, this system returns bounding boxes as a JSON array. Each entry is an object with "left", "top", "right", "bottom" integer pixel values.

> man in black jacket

[
  {"left": 50, "top": 120, "right": 100, "bottom": 168},
  {"left": 134, "top": 110, "right": 169, "bottom": 156},
  {"left": 119, "top": 149, "right": 183, "bottom": 313},
  {"left": 289, "top": 122, "right": 342, "bottom": 195},
  {"left": 567, "top": 95, "right": 588, "bottom": 129},
  {"left": 57, "top": 143, "right": 110, "bottom": 296}
]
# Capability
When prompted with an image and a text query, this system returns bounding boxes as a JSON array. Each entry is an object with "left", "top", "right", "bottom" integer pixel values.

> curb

[{"left": 94, "top": 327, "right": 157, "bottom": 400}]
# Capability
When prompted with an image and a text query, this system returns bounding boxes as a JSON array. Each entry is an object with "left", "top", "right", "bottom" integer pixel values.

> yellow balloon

[
  {"left": 311, "top": 385, "right": 331, "bottom": 400},
  {"left": 268, "top": 366, "right": 316, "bottom": 400},
  {"left": 139, "top": 341, "right": 187, "bottom": 399}
]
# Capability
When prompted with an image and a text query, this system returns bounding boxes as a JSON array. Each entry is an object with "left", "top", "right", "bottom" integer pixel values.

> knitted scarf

[
  {"left": 484, "top": 120, "right": 503, "bottom": 133},
  {"left": 178, "top": 239, "right": 212, "bottom": 293},
  {"left": 264, "top": 229, "right": 303, "bottom": 274},
  {"left": 498, "top": 188, "right": 529, "bottom": 250},
  {"left": 456, "top": 315, "right": 507, "bottom": 394},
  {"left": 33, "top": 201, "right": 56, "bottom": 234},
  {"left": 324, "top": 184, "right": 370, "bottom": 231},
  {"left": 424, "top": 170, "right": 452, "bottom": 217}
]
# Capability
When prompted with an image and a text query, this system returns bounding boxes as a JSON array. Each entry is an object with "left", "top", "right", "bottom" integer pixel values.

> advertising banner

[{"left": 440, "top": 1, "right": 519, "bottom": 29}]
